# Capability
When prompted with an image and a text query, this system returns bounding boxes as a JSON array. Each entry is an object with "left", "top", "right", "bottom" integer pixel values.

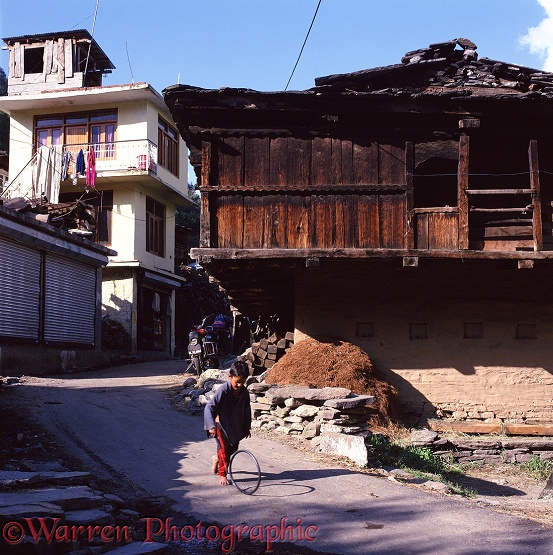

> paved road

[{"left": 14, "top": 360, "right": 553, "bottom": 555}]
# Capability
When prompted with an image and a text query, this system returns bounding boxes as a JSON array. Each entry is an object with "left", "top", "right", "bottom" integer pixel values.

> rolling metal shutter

[
  {"left": 44, "top": 254, "right": 97, "bottom": 345},
  {"left": 0, "top": 236, "right": 41, "bottom": 340}
]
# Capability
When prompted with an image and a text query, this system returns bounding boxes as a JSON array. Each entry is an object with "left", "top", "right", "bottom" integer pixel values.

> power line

[{"left": 285, "top": 0, "right": 322, "bottom": 91}]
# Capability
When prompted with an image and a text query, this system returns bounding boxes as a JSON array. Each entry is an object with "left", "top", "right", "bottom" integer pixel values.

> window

[
  {"left": 158, "top": 117, "right": 179, "bottom": 176},
  {"left": 464, "top": 322, "right": 483, "bottom": 339},
  {"left": 35, "top": 111, "right": 117, "bottom": 159},
  {"left": 409, "top": 323, "right": 428, "bottom": 340},
  {"left": 24, "top": 47, "right": 44, "bottom": 74},
  {"left": 516, "top": 324, "right": 536, "bottom": 340},
  {"left": 146, "top": 197, "right": 165, "bottom": 257}
]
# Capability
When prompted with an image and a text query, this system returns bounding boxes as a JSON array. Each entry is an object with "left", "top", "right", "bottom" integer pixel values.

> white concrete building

[{"left": 0, "top": 30, "right": 192, "bottom": 357}]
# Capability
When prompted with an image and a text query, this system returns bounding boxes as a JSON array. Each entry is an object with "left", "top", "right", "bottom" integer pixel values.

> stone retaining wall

[{"left": 411, "top": 430, "right": 553, "bottom": 464}]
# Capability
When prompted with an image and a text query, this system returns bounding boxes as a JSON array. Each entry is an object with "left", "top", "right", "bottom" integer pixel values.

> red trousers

[{"left": 214, "top": 424, "right": 239, "bottom": 477}]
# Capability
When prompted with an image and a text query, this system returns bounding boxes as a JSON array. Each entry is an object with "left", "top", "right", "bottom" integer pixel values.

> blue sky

[{"left": 1, "top": 0, "right": 553, "bottom": 94}]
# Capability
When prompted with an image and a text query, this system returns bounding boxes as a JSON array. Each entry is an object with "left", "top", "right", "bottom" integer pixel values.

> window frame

[
  {"left": 34, "top": 110, "right": 117, "bottom": 153},
  {"left": 146, "top": 196, "right": 166, "bottom": 257},
  {"left": 157, "top": 116, "right": 179, "bottom": 177}
]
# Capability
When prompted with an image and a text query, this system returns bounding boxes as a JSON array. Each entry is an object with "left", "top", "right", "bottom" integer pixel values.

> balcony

[
  {"left": 2, "top": 139, "right": 159, "bottom": 201},
  {"left": 65, "top": 139, "right": 158, "bottom": 175}
]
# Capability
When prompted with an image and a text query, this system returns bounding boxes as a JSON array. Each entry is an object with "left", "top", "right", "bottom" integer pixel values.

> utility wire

[{"left": 285, "top": 0, "right": 322, "bottom": 91}]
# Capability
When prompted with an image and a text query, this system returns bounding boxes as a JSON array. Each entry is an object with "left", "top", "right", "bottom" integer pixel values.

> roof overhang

[{"left": 0, "top": 82, "right": 169, "bottom": 115}]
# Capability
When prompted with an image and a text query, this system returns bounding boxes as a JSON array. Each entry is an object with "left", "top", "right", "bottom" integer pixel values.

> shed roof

[{"left": 2, "top": 29, "right": 115, "bottom": 72}]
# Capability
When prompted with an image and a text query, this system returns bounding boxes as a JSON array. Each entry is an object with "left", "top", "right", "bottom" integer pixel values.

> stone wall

[
  {"left": 411, "top": 430, "right": 553, "bottom": 464},
  {"left": 294, "top": 259, "right": 553, "bottom": 424}
]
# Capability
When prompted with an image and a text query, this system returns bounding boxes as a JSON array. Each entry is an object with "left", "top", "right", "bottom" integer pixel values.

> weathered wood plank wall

[{"left": 207, "top": 136, "right": 409, "bottom": 249}]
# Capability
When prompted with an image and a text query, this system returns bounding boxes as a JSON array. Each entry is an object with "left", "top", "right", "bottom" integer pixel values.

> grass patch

[
  {"left": 521, "top": 455, "right": 553, "bottom": 482},
  {"left": 369, "top": 434, "right": 476, "bottom": 497}
]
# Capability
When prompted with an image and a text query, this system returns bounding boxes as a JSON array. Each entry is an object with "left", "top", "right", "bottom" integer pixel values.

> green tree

[
  {"left": 176, "top": 188, "right": 200, "bottom": 248},
  {"left": 0, "top": 67, "right": 8, "bottom": 153}
]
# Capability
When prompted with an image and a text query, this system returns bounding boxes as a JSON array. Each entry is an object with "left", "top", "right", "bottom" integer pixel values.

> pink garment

[{"left": 86, "top": 148, "right": 96, "bottom": 188}]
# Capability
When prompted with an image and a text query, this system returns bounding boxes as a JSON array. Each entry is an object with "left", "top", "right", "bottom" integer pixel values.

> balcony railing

[
  {"left": 65, "top": 139, "right": 158, "bottom": 175},
  {"left": 2, "top": 139, "right": 159, "bottom": 201}
]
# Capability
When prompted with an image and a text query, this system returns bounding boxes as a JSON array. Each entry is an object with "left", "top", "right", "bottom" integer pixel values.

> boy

[{"left": 204, "top": 361, "right": 251, "bottom": 485}]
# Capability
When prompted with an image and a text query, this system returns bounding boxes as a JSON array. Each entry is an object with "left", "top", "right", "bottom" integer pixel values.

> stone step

[
  {"left": 0, "top": 470, "right": 91, "bottom": 488},
  {"left": 64, "top": 507, "right": 115, "bottom": 526},
  {"left": 0, "top": 486, "right": 105, "bottom": 512},
  {"left": 0, "top": 501, "right": 64, "bottom": 520}
]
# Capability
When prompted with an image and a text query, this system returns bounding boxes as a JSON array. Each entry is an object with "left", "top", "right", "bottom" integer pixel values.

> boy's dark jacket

[{"left": 204, "top": 381, "right": 251, "bottom": 445}]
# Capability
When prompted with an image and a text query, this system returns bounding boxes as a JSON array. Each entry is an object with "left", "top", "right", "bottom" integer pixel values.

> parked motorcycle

[{"left": 186, "top": 314, "right": 231, "bottom": 374}]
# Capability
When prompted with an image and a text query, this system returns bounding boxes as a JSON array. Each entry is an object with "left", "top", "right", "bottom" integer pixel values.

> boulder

[{"left": 319, "top": 432, "right": 369, "bottom": 466}]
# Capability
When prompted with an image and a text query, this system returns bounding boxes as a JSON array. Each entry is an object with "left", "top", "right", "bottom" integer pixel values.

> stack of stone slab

[
  {"left": 248, "top": 383, "right": 376, "bottom": 466},
  {"left": 241, "top": 332, "right": 294, "bottom": 375}
]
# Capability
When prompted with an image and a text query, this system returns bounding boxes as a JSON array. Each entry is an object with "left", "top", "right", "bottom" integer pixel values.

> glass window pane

[
  {"left": 52, "top": 129, "right": 62, "bottom": 145},
  {"left": 91, "top": 126, "right": 101, "bottom": 144},
  {"left": 65, "top": 114, "right": 87, "bottom": 124},
  {"left": 36, "top": 117, "right": 63, "bottom": 127},
  {"left": 90, "top": 111, "right": 117, "bottom": 122}
]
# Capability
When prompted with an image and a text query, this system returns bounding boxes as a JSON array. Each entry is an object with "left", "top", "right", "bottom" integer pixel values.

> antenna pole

[{"left": 84, "top": 0, "right": 100, "bottom": 81}]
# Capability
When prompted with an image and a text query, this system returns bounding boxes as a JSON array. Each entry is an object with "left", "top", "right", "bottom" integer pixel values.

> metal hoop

[{"left": 228, "top": 449, "right": 261, "bottom": 495}]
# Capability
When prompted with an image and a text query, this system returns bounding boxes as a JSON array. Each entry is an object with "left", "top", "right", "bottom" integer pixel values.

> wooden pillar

[
  {"left": 529, "top": 139, "right": 543, "bottom": 252},
  {"left": 200, "top": 140, "right": 212, "bottom": 248},
  {"left": 458, "top": 119, "right": 479, "bottom": 250},
  {"left": 405, "top": 141, "right": 415, "bottom": 249},
  {"left": 458, "top": 133, "right": 470, "bottom": 250}
]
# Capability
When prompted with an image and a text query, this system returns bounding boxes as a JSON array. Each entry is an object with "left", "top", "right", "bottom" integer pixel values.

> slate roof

[{"left": 313, "top": 38, "right": 553, "bottom": 97}]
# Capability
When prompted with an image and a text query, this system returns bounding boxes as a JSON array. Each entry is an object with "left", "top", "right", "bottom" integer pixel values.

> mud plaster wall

[
  {"left": 101, "top": 268, "right": 136, "bottom": 339},
  {"left": 294, "top": 259, "right": 553, "bottom": 423}
]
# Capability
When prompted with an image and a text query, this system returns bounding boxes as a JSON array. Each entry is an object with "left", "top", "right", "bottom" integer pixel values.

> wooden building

[{"left": 164, "top": 39, "right": 553, "bottom": 426}]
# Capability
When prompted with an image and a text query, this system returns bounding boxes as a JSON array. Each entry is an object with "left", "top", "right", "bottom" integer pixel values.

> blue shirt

[{"left": 204, "top": 381, "right": 251, "bottom": 446}]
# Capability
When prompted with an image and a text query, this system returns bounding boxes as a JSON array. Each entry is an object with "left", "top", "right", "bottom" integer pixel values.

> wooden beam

[
  {"left": 191, "top": 246, "right": 553, "bottom": 261},
  {"left": 529, "top": 139, "right": 544, "bottom": 251},
  {"left": 458, "top": 134, "right": 470, "bottom": 249},
  {"left": 466, "top": 189, "right": 533, "bottom": 195}
]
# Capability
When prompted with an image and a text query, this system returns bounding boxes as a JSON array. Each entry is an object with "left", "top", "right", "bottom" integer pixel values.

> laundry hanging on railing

[
  {"left": 32, "top": 145, "right": 63, "bottom": 204},
  {"left": 61, "top": 150, "right": 72, "bottom": 181},
  {"left": 86, "top": 148, "right": 96, "bottom": 188},
  {"left": 76, "top": 149, "right": 86, "bottom": 176}
]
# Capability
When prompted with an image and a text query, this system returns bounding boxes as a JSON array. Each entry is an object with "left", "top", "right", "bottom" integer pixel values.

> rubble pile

[
  {"left": 2, "top": 196, "right": 97, "bottom": 236},
  {"left": 248, "top": 382, "right": 374, "bottom": 439}
]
